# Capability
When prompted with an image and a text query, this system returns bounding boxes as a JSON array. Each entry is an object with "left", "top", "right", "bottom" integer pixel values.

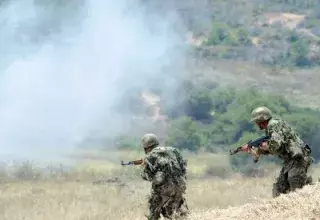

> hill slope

[{"left": 188, "top": 183, "right": 320, "bottom": 220}]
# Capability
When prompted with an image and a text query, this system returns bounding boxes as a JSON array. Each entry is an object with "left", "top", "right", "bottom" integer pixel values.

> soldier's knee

[
  {"left": 306, "top": 176, "right": 313, "bottom": 185},
  {"left": 178, "top": 206, "right": 189, "bottom": 217},
  {"left": 146, "top": 206, "right": 161, "bottom": 220},
  {"left": 272, "top": 180, "right": 291, "bottom": 198},
  {"left": 288, "top": 175, "right": 305, "bottom": 190},
  {"left": 145, "top": 214, "right": 160, "bottom": 220},
  {"left": 288, "top": 167, "right": 307, "bottom": 185}
]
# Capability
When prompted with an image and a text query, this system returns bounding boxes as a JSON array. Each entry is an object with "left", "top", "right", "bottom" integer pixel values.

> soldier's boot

[
  {"left": 169, "top": 197, "right": 189, "bottom": 219},
  {"left": 288, "top": 178, "right": 305, "bottom": 193},
  {"left": 161, "top": 207, "right": 173, "bottom": 220},
  {"left": 306, "top": 176, "right": 313, "bottom": 185},
  {"left": 168, "top": 208, "right": 188, "bottom": 220},
  {"left": 272, "top": 182, "right": 290, "bottom": 198},
  {"left": 272, "top": 183, "right": 280, "bottom": 198},
  {"left": 178, "top": 200, "right": 189, "bottom": 217},
  {"left": 145, "top": 214, "right": 161, "bottom": 220},
  {"left": 146, "top": 207, "right": 161, "bottom": 220}
]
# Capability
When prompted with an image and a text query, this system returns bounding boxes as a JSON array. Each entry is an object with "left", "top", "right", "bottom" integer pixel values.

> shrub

[
  {"left": 113, "top": 135, "right": 140, "bottom": 149},
  {"left": 205, "top": 22, "right": 251, "bottom": 46},
  {"left": 165, "top": 116, "right": 206, "bottom": 152}
]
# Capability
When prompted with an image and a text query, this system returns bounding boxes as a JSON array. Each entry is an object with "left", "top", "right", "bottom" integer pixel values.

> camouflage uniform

[
  {"left": 251, "top": 107, "right": 313, "bottom": 198},
  {"left": 266, "top": 118, "right": 313, "bottom": 197},
  {"left": 140, "top": 134, "right": 189, "bottom": 220}
]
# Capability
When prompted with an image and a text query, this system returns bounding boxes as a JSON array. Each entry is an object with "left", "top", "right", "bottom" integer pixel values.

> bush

[
  {"left": 282, "top": 109, "right": 320, "bottom": 161},
  {"left": 161, "top": 80, "right": 215, "bottom": 122},
  {"left": 113, "top": 135, "right": 140, "bottom": 149},
  {"left": 290, "top": 38, "right": 311, "bottom": 67},
  {"left": 165, "top": 116, "right": 206, "bottom": 152},
  {"left": 205, "top": 22, "right": 252, "bottom": 46},
  {"left": 184, "top": 86, "right": 215, "bottom": 122},
  {"left": 206, "top": 88, "right": 294, "bottom": 146}
]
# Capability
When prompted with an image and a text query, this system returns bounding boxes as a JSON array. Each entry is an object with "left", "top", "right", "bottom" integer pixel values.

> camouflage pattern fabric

[
  {"left": 141, "top": 146, "right": 189, "bottom": 219},
  {"left": 266, "top": 118, "right": 314, "bottom": 197}
]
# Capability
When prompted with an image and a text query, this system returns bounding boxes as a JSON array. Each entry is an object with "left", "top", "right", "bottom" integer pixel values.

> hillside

[
  {"left": 101, "top": 0, "right": 320, "bottom": 162},
  {"left": 179, "top": 0, "right": 320, "bottom": 109},
  {"left": 140, "top": 0, "right": 320, "bottom": 108},
  {"left": 182, "top": 59, "right": 320, "bottom": 109}
]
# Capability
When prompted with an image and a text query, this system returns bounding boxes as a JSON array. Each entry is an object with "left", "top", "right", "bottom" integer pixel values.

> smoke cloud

[{"left": 0, "top": 0, "right": 188, "bottom": 162}]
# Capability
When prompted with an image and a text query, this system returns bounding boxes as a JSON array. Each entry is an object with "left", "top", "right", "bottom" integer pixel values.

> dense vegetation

[
  {"left": 3, "top": 0, "right": 318, "bottom": 68},
  {"left": 162, "top": 81, "right": 320, "bottom": 171},
  {"left": 114, "top": 79, "right": 320, "bottom": 172},
  {"left": 137, "top": 0, "right": 320, "bottom": 68},
  {"left": 191, "top": 0, "right": 320, "bottom": 68}
]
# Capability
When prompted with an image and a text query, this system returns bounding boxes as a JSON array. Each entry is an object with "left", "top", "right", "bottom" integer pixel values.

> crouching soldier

[
  {"left": 249, "top": 106, "right": 313, "bottom": 198},
  {"left": 140, "top": 133, "right": 189, "bottom": 219}
]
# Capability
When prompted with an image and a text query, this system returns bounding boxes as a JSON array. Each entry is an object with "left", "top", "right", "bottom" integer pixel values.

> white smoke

[{"left": 0, "top": 0, "right": 187, "bottom": 161}]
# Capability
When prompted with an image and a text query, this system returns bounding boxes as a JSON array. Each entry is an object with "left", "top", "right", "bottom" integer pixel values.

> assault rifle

[
  {"left": 121, "top": 159, "right": 144, "bottom": 166},
  {"left": 229, "top": 135, "right": 270, "bottom": 163}
]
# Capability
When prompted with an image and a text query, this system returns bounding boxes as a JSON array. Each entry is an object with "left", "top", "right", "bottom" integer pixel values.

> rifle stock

[{"left": 121, "top": 159, "right": 144, "bottom": 166}]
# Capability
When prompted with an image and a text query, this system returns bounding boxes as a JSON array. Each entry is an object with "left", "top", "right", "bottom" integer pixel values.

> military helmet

[
  {"left": 141, "top": 133, "right": 159, "bottom": 149},
  {"left": 250, "top": 106, "right": 272, "bottom": 122}
]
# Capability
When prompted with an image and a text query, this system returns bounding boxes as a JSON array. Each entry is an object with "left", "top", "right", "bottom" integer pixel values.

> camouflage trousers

[
  {"left": 146, "top": 184, "right": 189, "bottom": 220},
  {"left": 272, "top": 157, "right": 313, "bottom": 198}
]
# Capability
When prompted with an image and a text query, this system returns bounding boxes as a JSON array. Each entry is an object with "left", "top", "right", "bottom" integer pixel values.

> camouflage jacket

[
  {"left": 141, "top": 146, "right": 187, "bottom": 187},
  {"left": 265, "top": 117, "right": 307, "bottom": 162}
]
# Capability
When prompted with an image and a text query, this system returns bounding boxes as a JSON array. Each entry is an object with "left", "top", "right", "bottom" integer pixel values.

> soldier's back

[
  {"left": 267, "top": 118, "right": 303, "bottom": 144},
  {"left": 267, "top": 117, "right": 305, "bottom": 160},
  {"left": 147, "top": 146, "right": 187, "bottom": 179}
]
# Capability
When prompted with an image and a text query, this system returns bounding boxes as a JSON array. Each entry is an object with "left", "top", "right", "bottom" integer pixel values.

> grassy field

[{"left": 0, "top": 150, "right": 319, "bottom": 219}]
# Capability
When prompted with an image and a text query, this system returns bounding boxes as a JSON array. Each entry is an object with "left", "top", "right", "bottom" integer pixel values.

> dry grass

[
  {"left": 0, "top": 150, "right": 319, "bottom": 220},
  {"left": 189, "top": 182, "right": 320, "bottom": 220},
  {"left": 0, "top": 177, "right": 274, "bottom": 219}
]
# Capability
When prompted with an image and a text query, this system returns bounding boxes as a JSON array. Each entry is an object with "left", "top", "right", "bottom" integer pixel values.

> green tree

[
  {"left": 113, "top": 135, "right": 140, "bottom": 149},
  {"left": 161, "top": 80, "right": 214, "bottom": 122},
  {"left": 211, "top": 87, "right": 236, "bottom": 113},
  {"left": 185, "top": 87, "right": 214, "bottom": 122},
  {"left": 290, "top": 39, "right": 310, "bottom": 67},
  {"left": 236, "top": 28, "right": 252, "bottom": 45},
  {"left": 165, "top": 116, "right": 205, "bottom": 152},
  {"left": 205, "top": 22, "right": 238, "bottom": 46},
  {"left": 208, "top": 88, "right": 294, "bottom": 145}
]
